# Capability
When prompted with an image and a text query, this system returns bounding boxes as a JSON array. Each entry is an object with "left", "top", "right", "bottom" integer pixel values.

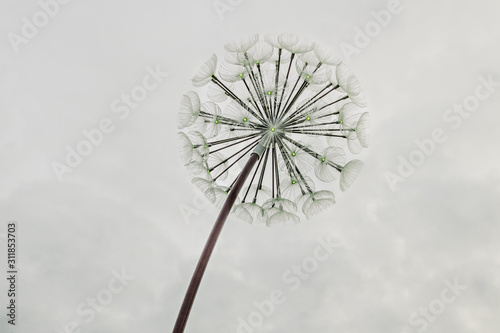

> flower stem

[{"left": 172, "top": 152, "right": 260, "bottom": 333}]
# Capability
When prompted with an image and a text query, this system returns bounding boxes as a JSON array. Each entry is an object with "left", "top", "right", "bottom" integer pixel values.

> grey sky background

[{"left": 1, "top": 0, "right": 499, "bottom": 332}]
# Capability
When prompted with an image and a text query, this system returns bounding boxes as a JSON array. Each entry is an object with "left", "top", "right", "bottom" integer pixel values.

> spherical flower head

[{"left": 178, "top": 34, "right": 370, "bottom": 226}]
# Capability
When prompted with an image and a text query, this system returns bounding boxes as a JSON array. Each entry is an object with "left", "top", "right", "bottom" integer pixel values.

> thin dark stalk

[{"left": 172, "top": 153, "right": 260, "bottom": 333}]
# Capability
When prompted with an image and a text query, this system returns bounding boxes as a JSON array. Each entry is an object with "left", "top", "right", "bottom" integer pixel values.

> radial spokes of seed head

[
  {"left": 243, "top": 184, "right": 272, "bottom": 205},
  {"left": 292, "top": 97, "right": 329, "bottom": 123},
  {"left": 178, "top": 33, "right": 370, "bottom": 225},
  {"left": 295, "top": 56, "right": 332, "bottom": 86},
  {"left": 278, "top": 141, "right": 314, "bottom": 173},
  {"left": 207, "top": 152, "right": 230, "bottom": 181},
  {"left": 223, "top": 101, "right": 257, "bottom": 127}
]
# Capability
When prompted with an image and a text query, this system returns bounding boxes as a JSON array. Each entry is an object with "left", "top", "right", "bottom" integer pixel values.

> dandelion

[{"left": 173, "top": 33, "right": 370, "bottom": 333}]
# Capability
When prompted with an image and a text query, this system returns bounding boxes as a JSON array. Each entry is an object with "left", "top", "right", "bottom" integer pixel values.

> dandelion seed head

[{"left": 178, "top": 33, "right": 370, "bottom": 225}]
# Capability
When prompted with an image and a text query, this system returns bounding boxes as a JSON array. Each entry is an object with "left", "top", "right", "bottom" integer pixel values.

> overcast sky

[{"left": 1, "top": 0, "right": 499, "bottom": 332}]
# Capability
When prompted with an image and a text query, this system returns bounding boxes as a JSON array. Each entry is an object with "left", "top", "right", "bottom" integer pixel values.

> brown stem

[{"left": 172, "top": 153, "right": 260, "bottom": 333}]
